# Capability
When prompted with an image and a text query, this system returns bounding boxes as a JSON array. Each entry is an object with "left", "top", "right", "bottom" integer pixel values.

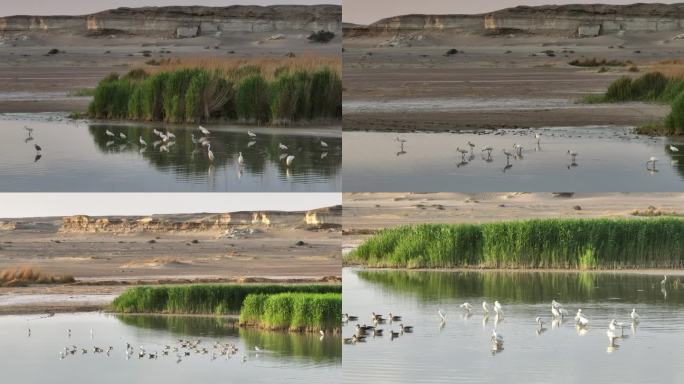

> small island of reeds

[
  {"left": 87, "top": 56, "right": 341, "bottom": 125},
  {"left": 347, "top": 218, "right": 684, "bottom": 269},
  {"left": 581, "top": 67, "right": 684, "bottom": 135},
  {"left": 111, "top": 284, "right": 342, "bottom": 332}
]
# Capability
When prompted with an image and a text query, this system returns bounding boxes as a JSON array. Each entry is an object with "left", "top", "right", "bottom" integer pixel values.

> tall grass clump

[
  {"left": 111, "top": 284, "right": 341, "bottom": 315},
  {"left": 88, "top": 60, "right": 340, "bottom": 124},
  {"left": 239, "top": 293, "right": 341, "bottom": 332},
  {"left": 0, "top": 267, "right": 75, "bottom": 286},
  {"left": 235, "top": 74, "right": 270, "bottom": 123},
  {"left": 348, "top": 218, "right": 684, "bottom": 269},
  {"left": 665, "top": 91, "right": 684, "bottom": 135}
]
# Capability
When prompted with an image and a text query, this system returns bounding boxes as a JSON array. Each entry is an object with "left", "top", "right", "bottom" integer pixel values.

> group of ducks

[
  {"left": 395, "top": 133, "right": 680, "bottom": 173},
  {"left": 342, "top": 312, "right": 413, "bottom": 344},
  {"left": 23, "top": 126, "right": 42, "bottom": 162},
  {"left": 39, "top": 327, "right": 251, "bottom": 364}
]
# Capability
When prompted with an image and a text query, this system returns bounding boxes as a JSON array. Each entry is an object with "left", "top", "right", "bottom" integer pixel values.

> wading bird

[
  {"left": 105, "top": 130, "right": 115, "bottom": 137},
  {"left": 119, "top": 132, "right": 126, "bottom": 140},
  {"left": 139, "top": 136, "right": 147, "bottom": 147},
  {"left": 207, "top": 144, "right": 214, "bottom": 163},
  {"left": 247, "top": 130, "right": 256, "bottom": 138},
  {"left": 438, "top": 309, "right": 447, "bottom": 322},
  {"left": 567, "top": 150, "right": 578, "bottom": 163},
  {"left": 238, "top": 152, "right": 244, "bottom": 166},
  {"left": 279, "top": 143, "right": 288, "bottom": 150},
  {"left": 285, "top": 155, "right": 295, "bottom": 167},
  {"left": 670, "top": 145, "right": 679, "bottom": 152},
  {"left": 321, "top": 140, "right": 328, "bottom": 148},
  {"left": 482, "top": 146, "right": 494, "bottom": 157},
  {"left": 199, "top": 125, "right": 210, "bottom": 136},
  {"left": 646, "top": 156, "right": 658, "bottom": 170},
  {"left": 631, "top": 308, "right": 640, "bottom": 322}
]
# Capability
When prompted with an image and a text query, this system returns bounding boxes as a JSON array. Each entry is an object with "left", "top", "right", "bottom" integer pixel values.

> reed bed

[
  {"left": 347, "top": 218, "right": 684, "bottom": 269},
  {"left": 239, "top": 292, "right": 341, "bottom": 332},
  {"left": 582, "top": 71, "right": 684, "bottom": 134},
  {"left": 0, "top": 267, "right": 75, "bottom": 286},
  {"left": 110, "top": 284, "right": 341, "bottom": 315},
  {"left": 87, "top": 56, "right": 341, "bottom": 124}
]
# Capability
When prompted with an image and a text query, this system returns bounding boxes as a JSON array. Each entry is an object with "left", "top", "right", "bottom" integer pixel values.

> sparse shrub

[
  {"left": 605, "top": 76, "right": 633, "bottom": 101},
  {"left": 631, "top": 72, "right": 668, "bottom": 101},
  {"left": 307, "top": 30, "right": 335, "bottom": 43}
]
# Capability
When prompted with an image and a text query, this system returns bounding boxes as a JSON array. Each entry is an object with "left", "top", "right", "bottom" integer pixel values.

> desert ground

[
  {"left": 343, "top": 192, "right": 684, "bottom": 254},
  {"left": 0, "top": 210, "right": 341, "bottom": 314},
  {"left": 343, "top": 32, "right": 679, "bottom": 131},
  {"left": 0, "top": 30, "right": 340, "bottom": 114}
]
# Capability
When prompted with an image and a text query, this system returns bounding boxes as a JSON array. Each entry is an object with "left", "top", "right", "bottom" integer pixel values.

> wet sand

[
  {"left": 343, "top": 32, "right": 682, "bottom": 131},
  {"left": 0, "top": 212, "right": 341, "bottom": 314}
]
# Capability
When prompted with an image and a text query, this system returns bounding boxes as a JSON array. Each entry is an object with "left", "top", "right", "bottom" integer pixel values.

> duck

[{"left": 399, "top": 323, "right": 413, "bottom": 333}]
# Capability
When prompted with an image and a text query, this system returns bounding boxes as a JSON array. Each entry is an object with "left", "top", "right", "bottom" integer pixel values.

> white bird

[
  {"left": 482, "top": 301, "right": 490, "bottom": 315},
  {"left": 467, "top": 141, "right": 475, "bottom": 151},
  {"left": 535, "top": 133, "right": 542, "bottom": 145},
  {"left": 105, "top": 130, "right": 115, "bottom": 137},
  {"left": 279, "top": 143, "right": 288, "bottom": 150},
  {"left": 551, "top": 306, "right": 560, "bottom": 318},
  {"left": 567, "top": 150, "right": 578, "bottom": 162},
  {"left": 536, "top": 317, "right": 544, "bottom": 327},
  {"left": 575, "top": 309, "right": 589, "bottom": 326},
  {"left": 139, "top": 136, "right": 147, "bottom": 146},
  {"left": 207, "top": 144, "right": 214, "bottom": 163},
  {"left": 502, "top": 149, "right": 513, "bottom": 161},
  {"left": 606, "top": 329, "right": 619, "bottom": 346},
  {"left": 395, "top": 137, "right": 407, "bottom": 144},
  {"left": 248, "top": 130, "right": 256, "bottom": 138},
  {"left": 457, "top": 147, "right": 469, "bottom": 156},
  {"left": 153, "top": 129, "right": 162, "bottom": 137},
  {"left": 460, "top": 303, "right": 473, "bottom": 312},
  {"left": 513, "top": 143, "right": 523, "bottom": 156},
  {"left": 238, "top": 152, "right": 244, "bottom": 165},
  {"left": 285, "top": 155, "right": 295, "bottom": 167},
  {"left": 661, "top": 275, "right": 668, "bottom": 286},
  {"left": 670, "top": 145, "right": 679, "bottom": 152},
  {"left": 438, "top": 309, "right": 447, "bottom": 322},
  {"left": 481, "top": 146, "right": 494, "bottom": 156},
  {"left": 646, "top": 156, "right": 658, "bottom": 168},
  {"left": 321, "top": 140, "right": 328, "bottom": 148},
  {"left": 631, "top": 308, "right": 640, "bottom": 322},
  {"left": 491, "top": 329, "right": 504, "bottom": 349},
  {"left": 119, "top": 132, "right": 127, "bottom": 140},
  {"left": 199, "top": 125, "right": 210, "bottom": 136},
  {"left": 24, "top": 126, "right": 34, "bottom": 135},
  {"left": 494, "top": 301, "right": 502, "bottom": 313},
  {"left": 166, "top": 132, "right": 176, "bottom": 140}
]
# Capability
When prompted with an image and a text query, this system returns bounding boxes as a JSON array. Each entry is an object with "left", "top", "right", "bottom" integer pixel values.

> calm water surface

[
  {"left": 0, "top": 312, "right": 340, "bottom": 383},
  {"left": 343, "top": 127, "right": 684, "bottom": 191},
  {"left": 0, "top": 113, "right": 341, "bottom": 191},
  {"left": 343, "top": 268, "right": 684, "bottom": 383}
]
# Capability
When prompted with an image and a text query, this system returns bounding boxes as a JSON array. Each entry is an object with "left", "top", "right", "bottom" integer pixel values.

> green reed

[
  {"left": 348, "top": 218, "right": 684, "bottom": 269},
  {"left": 111, "top": 284, "right": 341, "bottom": 315},
  {"left": 239, "top": 292, "right": 341, "bottom": 332}
]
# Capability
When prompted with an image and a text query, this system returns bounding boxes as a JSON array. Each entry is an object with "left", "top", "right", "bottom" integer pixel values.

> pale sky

[
  {"left": 0, "top": 193, "right": 340, "bottom": 218},
  {"left": 344, "top": 0, "right": 682, "bottom": 25},
  {"left": 0, "top": 1, "right": 340, "bottom": 17}
]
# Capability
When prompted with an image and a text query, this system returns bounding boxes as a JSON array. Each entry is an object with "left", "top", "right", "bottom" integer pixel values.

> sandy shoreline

[{"left": 343, "top": 32, "right": 680, "bottom": 131}]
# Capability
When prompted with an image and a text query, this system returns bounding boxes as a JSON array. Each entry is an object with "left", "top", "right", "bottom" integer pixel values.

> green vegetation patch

[
  {"left": 347, "top": 218, "right": 684, "bottom": 269},
  {"left": 87, "top": 66, "right": 341, "bottom": 124},
  {"left": 239, "top": 292, "right": 341, "bottom": 332},
  {"left": 111, "top": 284, "right": 341, "bottom": 315}
]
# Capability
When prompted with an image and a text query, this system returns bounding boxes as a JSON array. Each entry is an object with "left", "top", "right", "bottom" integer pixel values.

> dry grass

[
  {"left": 631, "top": 206, "right": 681, "bottom": 217},
  {"left": 0, "top": 267, "right": 75, "bottom": 286},
  {"left": 652, "top": 60, "right": 684, "bottom": 78},
  {"left": 149, "top": 55, "right": 341, "bottom": 81}
]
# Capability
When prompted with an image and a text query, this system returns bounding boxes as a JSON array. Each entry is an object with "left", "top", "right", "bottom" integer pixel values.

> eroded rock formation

[
  {"left": 346, "top": 3, "right": 684, "bottom": 37},
  {"left": 0, "top": 5, "right": 341, "bottom": 38}
]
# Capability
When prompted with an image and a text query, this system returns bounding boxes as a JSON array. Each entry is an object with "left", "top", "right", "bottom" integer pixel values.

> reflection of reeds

[
  {"left": 355, "top": 269, "right": 681, "bottom": 304},
  {"left": 88, "top": 56, "right": 341, "bottom": 124},
  {"left": 239, "top": 292, "right": 341, "bottom": 332},
  {"left": 0, "top": 267, "right": 75, "bottom": 286},
  {"left": 111, "top": 284, "right": 341, "bottom": 315},
  {"left": 349, "top": 218, "right": 684, "bottom": 269}
]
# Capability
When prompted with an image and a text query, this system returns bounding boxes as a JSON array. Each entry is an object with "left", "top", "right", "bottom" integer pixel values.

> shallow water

[
  {"left": 343, "top": 98, "right": 572, "bottom": 113},
  {"left": 0, "top": 312, "right": 341, "bottom": 383},
  {"left": 343, "top": 126, "right": 684, "bottom": 191},
  {"left": 343, "top": 268, "right": 684, "bottom": 384},
  {"left": 0, "top": 114, "right": 341, "bottom": 192}
]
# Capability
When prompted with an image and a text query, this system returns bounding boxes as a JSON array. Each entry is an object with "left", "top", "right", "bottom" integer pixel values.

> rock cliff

[
  {"left": 346, "top": 3, "right": 684, "bottom": 37},
  {"left": 0, "top": 5, "right": 341, "bottom": 38},
  {"left": 57, "top": 206, "right": 342, "bottom": 233}
]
